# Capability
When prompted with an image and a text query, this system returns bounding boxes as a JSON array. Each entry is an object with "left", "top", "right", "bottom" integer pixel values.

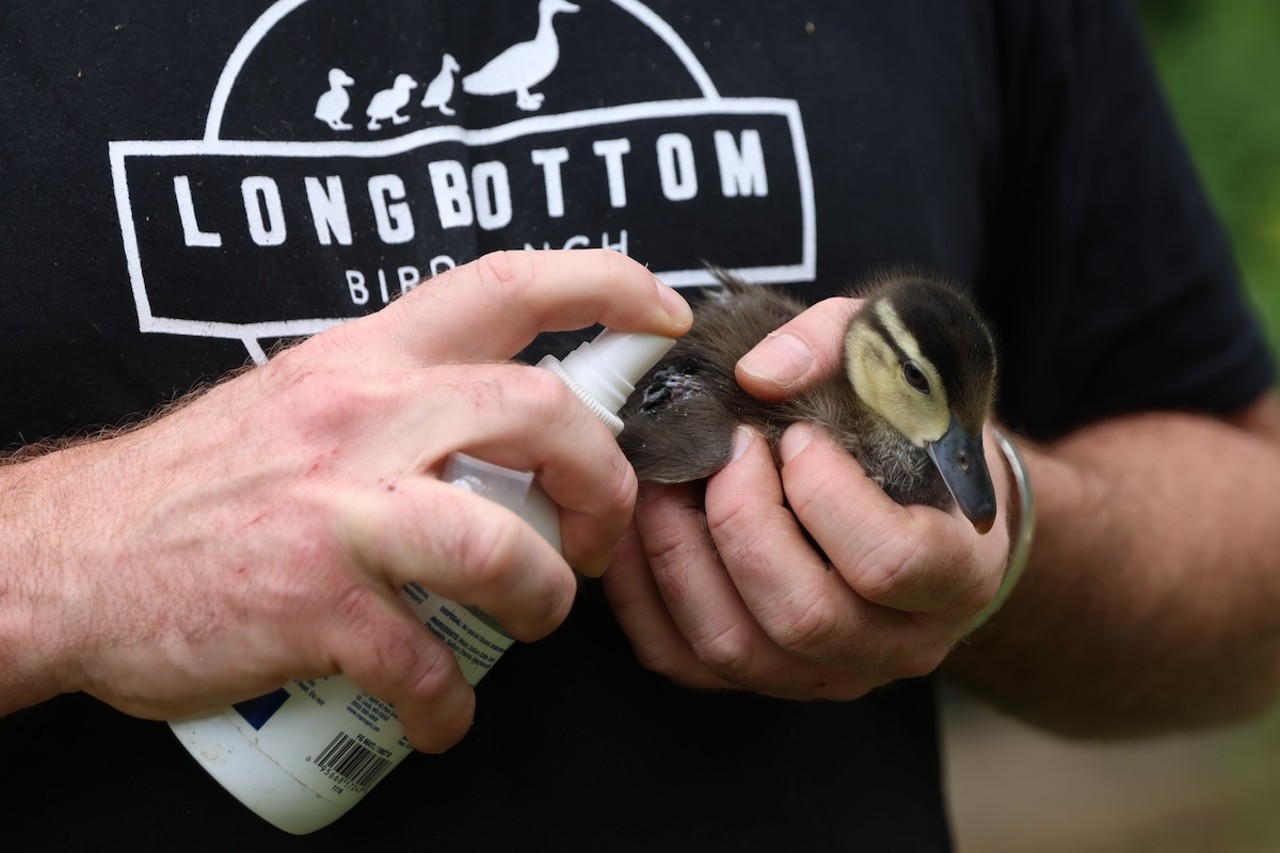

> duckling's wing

[
  {"left": 619, "top": 275, "right": 807, "bottom": 483},
  {"left": 618, "top": 357, "right": 740, "bottom": 483}
]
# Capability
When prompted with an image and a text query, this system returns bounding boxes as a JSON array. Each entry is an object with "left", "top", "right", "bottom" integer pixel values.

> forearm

[
  {"left": 947, "top": 401, "right": 1280, "bottom": 737},
  {"left": 0, "top": 439, "right": 113, "bottom": 714}
]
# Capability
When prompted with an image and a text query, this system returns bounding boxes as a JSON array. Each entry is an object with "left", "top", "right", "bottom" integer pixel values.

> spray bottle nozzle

[{"left": 536, "top": 329, "right": 677, "bottom": 436}]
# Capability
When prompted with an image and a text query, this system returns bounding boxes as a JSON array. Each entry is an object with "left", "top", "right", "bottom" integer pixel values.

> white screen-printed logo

[{"left": 110, "top": 0, "right": 816, "bottom": 363}]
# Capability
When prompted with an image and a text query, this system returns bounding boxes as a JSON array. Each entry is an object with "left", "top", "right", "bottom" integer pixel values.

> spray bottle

[{"left": 168, "top": 328, "right": 676, "bottom": 834}]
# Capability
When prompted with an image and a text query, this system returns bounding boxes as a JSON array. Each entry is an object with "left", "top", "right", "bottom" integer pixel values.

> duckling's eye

[{"left": 902, "top": 361, "right": 930, "bottom": 394}]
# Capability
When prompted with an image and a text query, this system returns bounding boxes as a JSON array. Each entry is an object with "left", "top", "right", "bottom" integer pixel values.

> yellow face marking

[{"left": 845, "top": 303, "right": 951, "bottom": 446}]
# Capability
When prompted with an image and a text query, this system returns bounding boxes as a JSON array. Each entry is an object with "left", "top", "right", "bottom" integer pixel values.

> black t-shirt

[{"left": 0, "top": 2, "right": 1270, "bottom": 850}]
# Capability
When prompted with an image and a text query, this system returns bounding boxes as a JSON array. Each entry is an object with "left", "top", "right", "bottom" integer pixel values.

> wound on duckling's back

[{"left": 617, "top": 270, "right": 999, "bottom": 531}]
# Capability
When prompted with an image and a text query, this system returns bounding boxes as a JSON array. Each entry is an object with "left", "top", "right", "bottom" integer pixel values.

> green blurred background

[
  {"left": 945, "top": 4, "right": 1280, "bottom": 852},
  {"left": 1140, "top": 0, "right": 1280, "bottom": 345}
]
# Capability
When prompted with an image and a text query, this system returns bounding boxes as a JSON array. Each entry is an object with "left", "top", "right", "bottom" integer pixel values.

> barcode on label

[{"left": 313, "top": 732, "right": 393, "bottom": 791}]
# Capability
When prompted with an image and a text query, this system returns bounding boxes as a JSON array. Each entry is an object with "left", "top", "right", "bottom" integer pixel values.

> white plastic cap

[{"left": 537, "top": 329, "right": 676, "bottom": 436}]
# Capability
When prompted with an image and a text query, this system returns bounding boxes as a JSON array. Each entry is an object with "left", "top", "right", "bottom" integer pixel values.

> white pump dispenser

[{"left": 169, "top": 328, "right": 676, "bottom": 834}]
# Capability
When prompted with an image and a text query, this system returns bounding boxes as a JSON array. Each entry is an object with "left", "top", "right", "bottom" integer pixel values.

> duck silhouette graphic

[
  {"left": 366, "top": 73, "right": 418, "bottom": 130},
  {"left": 462, "top": 0, "right": 580, "bottom": 111},
  {"left": 420, "top": 53, "right": 462, "bottom": 116},
  {"left": 313, "top": 67, "right": 356, "bottom": 131}
]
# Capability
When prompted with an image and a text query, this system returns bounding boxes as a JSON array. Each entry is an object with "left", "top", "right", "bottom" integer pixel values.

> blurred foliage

[
  {"left": 1138, "top": 0, "right": 1280, "bottom": 349},
  {"left": 1140, "top": 4, "right": 1280, "bottom": 846}
]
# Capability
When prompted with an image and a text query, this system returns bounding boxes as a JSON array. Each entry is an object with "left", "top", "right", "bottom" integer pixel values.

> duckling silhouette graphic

[
  {"left": 366, "top": 73, "right": 418, "bottom": 130},
  {"left": 313, "top": 67, "right": 356, "bottom": 131},
  {"left": 462, "top": 0, "right": 580, "bottom": 111},
  {"left": 420, "top": 53, "right": 461, "bottom": 117}
]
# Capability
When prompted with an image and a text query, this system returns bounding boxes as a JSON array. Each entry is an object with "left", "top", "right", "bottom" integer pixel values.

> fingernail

[
  {"left": 779, "top": 423, "right": 814, "bottom": 464},
  {"left": 729, "top": 425, "right": 755, "bottom": 464},
  {"left": 656, "top": 279, "right": 693, "bottom": 328},
  {"left": 738, "top": 332, "right": 813, "bottom": 388}
]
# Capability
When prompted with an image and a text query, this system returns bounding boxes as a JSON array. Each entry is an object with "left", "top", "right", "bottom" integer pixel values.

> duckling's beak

[{"left": 924, "top": 417, "right": 997, "bottom": 534}]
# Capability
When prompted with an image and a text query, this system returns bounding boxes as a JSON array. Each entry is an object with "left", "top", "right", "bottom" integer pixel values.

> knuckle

[
  {"left": 483, "top": 365, "right": 578, "bottom": 433},
  {"left": 513, "top": 570, "right": 576, "bottom": 641},
  {"left": 330, "top": 590, "right": 413, "bottom": 656},
  {"left": 647, "top": 538, "right": 702, "bottom": 601},
  {"left": 326, "top": 586, "right": 437, "bottom": 678},
  {"left": 851, "top": 535, "right": 923, "bottom": 601},
  {"left": 446, "top": 502, "right": 574, "bottom": 640},
  {"left": 705, "top": 478, "right": 764, "bottom": 541},
  {"left": 404, "top": 642, "right": 466, "bottom": 704},
  {"left": 404, "top": 671, "right": 475, "bottom": 752},
  {"left": 594, "top": 247, "right": 629, "bottom": 289},
  {"left": 475, "top": 249, "right": 531, "bottom": 293},
  {"left": 452, "top": 513, "right": 524, "bottom": 591},
  {"left": 601, "top": 450, "right": 639, "bottom": 516},
  {"left": 762, "top": 591, "right": 840, "bottom": 657},
  {"left": 854, "top": 523, "right": 979, "bottom": 610},
  {"left": 692, "top": 622, "right": 755, "bottom": 678},
  {"left": 630, "top": 638, "right": 685, "bottom": 678}
]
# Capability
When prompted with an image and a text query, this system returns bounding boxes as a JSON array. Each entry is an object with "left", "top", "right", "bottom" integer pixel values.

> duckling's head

[{"left": 844, "top": 276, "right": 998, "bottom": 532}]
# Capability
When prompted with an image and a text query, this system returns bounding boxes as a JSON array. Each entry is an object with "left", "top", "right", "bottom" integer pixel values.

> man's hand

[
  {"left": 0, "top": 249, "right": 691, "bottom": 752},
  {"left": 604, "top": 296, "right": 1011, "bottom": 699}
]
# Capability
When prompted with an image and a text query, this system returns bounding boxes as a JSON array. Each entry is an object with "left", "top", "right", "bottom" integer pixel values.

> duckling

[
  {"left": 420, "top": 53, "right": 461, "bottom": 117},
  {"left": 314, "top": 67, "right": 356, "bottom": 131},
  {"left": 366, "top": 73, "right": 418, "bottom": 131},
  {"left": 618, "top": 271, "right": 999, "bottom": 532}
]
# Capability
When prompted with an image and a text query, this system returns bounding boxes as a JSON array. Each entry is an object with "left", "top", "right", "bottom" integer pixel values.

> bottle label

[
  {"left": 216, "top": 588, "right": 514, "bottom": 808},
  {"left": 400, "top": 583, "right": 513, "bottom": 684}
]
